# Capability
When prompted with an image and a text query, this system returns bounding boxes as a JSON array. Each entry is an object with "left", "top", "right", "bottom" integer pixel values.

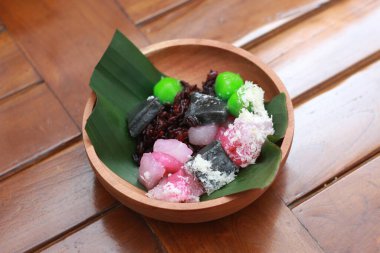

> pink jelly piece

[
  {"left": 215, "top": 126, "right": 227, "bottom": 141},
  {"left": 152, "top": 152, "right": 183, "bottom": 174},
  {"left": 147, "top": 168, "right": 205, "bottom": 203},
  {"left": 188, "top": 124, "right": 218, "bottom": 146},
  {"left": 218, "top": 110, "right": 274, "bottom": 167},
  {"left": 218, "top": 129, "right": 246, "bottom": 167},
  {"left": 153, "top": 139, "right": 193, "bottom": 163},
  {"left": 138, "top": 153, "right": 165, "bottom": 190}
]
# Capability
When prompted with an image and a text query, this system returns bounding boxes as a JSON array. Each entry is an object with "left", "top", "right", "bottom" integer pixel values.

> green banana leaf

[
  {"left": 266, "top": 93, "right": 288, "bottom": 143},
  {"left": 85, "top": 30, "right": 288, "bottom": 200}
]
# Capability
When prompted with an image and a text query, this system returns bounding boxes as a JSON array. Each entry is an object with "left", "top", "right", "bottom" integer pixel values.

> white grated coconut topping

[
  {"left": 191, "top": 155, "right": 212, "bottom": 171},
  {"left": 146, "top": 182, "right": 182, "bottom": 202},
  {"left": 162, "top": 182, "right": 182, "bottom": 195},
  {"left": 237, "top": 81, "right": 267, "bottom": 117}
]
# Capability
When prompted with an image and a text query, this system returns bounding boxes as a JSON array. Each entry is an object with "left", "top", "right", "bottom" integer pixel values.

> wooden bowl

[{"left": 82, "top": 39, "right": 294, "bottom": 223}]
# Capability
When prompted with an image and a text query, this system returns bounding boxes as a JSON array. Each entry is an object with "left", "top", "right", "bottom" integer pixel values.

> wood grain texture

[
  {"left": 273, "top": 60, "right": 380, "bottom": 205},
  {"left": 148, "top": 190, "right": 323, "bottom": 253},
  {"left": 41, "top": 206, "right": 162, "bottom": 253},
  {"left": 0, "top": 84, "right": 79, "bottom": 178},
  {"left": 0, "top": 143, "right": 118, "bottom": 253},
  {"left": 118, "top": 0, "right": 189, "bottom": 24},
  {"left": 140, "top": 0, "right": 331, "bottom": 44},
  {"left": 0, "top": 31, "right": 41, "bottom": 99},
  {"left": 293, "top": 155, "right": 380, "bottom": 253},
  {"left": 250, "top": 0, "right": 380, "bottom": 100},
  {"left": 0, "top": 0, "right": 149, "bottom": 125}
]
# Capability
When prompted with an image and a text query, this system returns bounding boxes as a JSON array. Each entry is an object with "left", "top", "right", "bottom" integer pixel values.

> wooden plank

[
  {"left": 118, "top": 0, "right": 189, "bottom": 24},
  {"left": 41, "top": 206, "right": 162, "bottom": 253},
  {"left": 293, "top": 155, "right": 380, "bottom": 253},
  {"left": 250, "top": 0, "right": 380, "bottom": 100},
  {"left": 0, "top": 143, "right": 119, "bottom": 253},
  {"left": 273, "top": 60, "right": 380, "bottom": 204},
  {"left": 0, "top": 31, "right": 41, "bottom": 99},
  {"left": 0, "top": 0, "right": 149, "bottom": 125},
  {"left": 148, "top": 190, "right": 323, "bottom": 253},
  {"left": 140, "top": 0, "right": 331, "bottom": 44},
  {"left": 0, "top": 84, "right": 79, "bottom": 178}
]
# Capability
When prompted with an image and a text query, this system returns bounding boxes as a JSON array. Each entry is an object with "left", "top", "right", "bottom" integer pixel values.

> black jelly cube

[
  {"left": 185, "top": 92, "right": 227, "bottom": 125},
  {"left": 127, "top": 97, "right": 162, "bottom": 137},
  {"left": 186, "top": 141, "right": 239, "bottom": 194}
]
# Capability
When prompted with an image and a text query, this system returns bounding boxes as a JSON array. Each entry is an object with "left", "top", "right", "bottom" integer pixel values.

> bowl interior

[{"left": 83, "top": 39, "right": 294, "bottom": 222}]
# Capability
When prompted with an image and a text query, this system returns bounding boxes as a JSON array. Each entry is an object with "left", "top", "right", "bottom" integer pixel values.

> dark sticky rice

[{"left": 133, "top": 70, "right": 218, "bottom": 163}]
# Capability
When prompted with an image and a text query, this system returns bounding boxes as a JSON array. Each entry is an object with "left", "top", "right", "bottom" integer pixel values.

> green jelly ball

[
  {"left": 153, "top": 77, "right": 183, "bottom": 104},
  {"left": 227, "top": 91, "right": 244, "bottom": 117},
  {"left": 215, "top": 72, "right": 244, "bottom": 101}
]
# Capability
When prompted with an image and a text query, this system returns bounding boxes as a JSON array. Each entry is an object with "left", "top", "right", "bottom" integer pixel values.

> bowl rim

[{"left": 82, "top": 38, "right": 294, "bottom": 211}]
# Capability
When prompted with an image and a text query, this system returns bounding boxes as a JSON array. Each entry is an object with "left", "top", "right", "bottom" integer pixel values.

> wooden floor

[{"left": 1, "top": 0, "right": 379, "bottom": 252}]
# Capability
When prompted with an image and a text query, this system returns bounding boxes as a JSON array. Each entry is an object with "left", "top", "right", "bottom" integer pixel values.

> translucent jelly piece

[{"left": 185, "top": 93, "right": 228, "bottom": 125}]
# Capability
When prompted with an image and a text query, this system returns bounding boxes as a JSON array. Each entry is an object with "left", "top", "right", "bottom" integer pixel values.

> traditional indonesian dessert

[{"left": 128, "top": 70, "right": 274, "bottom": 202}]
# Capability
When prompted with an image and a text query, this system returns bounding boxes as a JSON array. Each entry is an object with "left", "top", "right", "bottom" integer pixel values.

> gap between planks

[
  {"left": 111, "top": 0, "right": 153, "bottom": 45},
  {"left": 285, "top": 50, "right": 380, "bottom": 208},
  {"left": 0, "top": 30, "right": 42, "bottom": 100},
  {"left": 0, "top": 80, "right": 43, "bottom": 104},
  {"left": 31, "top": 203, "right": 121, "bottom": 253},
  {"left": 0, "top": 134, "right": 165, "bottom": 253},
  {"left": 288, "top": 148, "right": 380, "bottom": 210},
  {"left": 0, "top": 79, "right": 43, "bottom": 101},
  {"left": 43, "top": 80, "right": 81, "bottom": 132},
  {"left": 0, "top": 24, "right": 81, "bottom": 132},
  {"left": 292, "top": 49, "right": 380, "bottom": 107},
  {"left": 0, "top": 132, "right": 82, "bottom": 182},
  {"left": 235, "top": 0, "right": 338, "bottom": 49},
  {"left": 143, "top": 217, "right": 170, "bottom": 253},
  {"left": 287, "top": 150, "right": 380, "bottom": 253},
  {"left": 135, "top": 0, "right": 192, "bottom": 26}
]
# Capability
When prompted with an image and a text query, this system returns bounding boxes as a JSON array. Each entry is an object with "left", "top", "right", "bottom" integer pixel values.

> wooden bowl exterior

[{"left": 82, "top": 39, "right": 294, "bottom": 223}]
